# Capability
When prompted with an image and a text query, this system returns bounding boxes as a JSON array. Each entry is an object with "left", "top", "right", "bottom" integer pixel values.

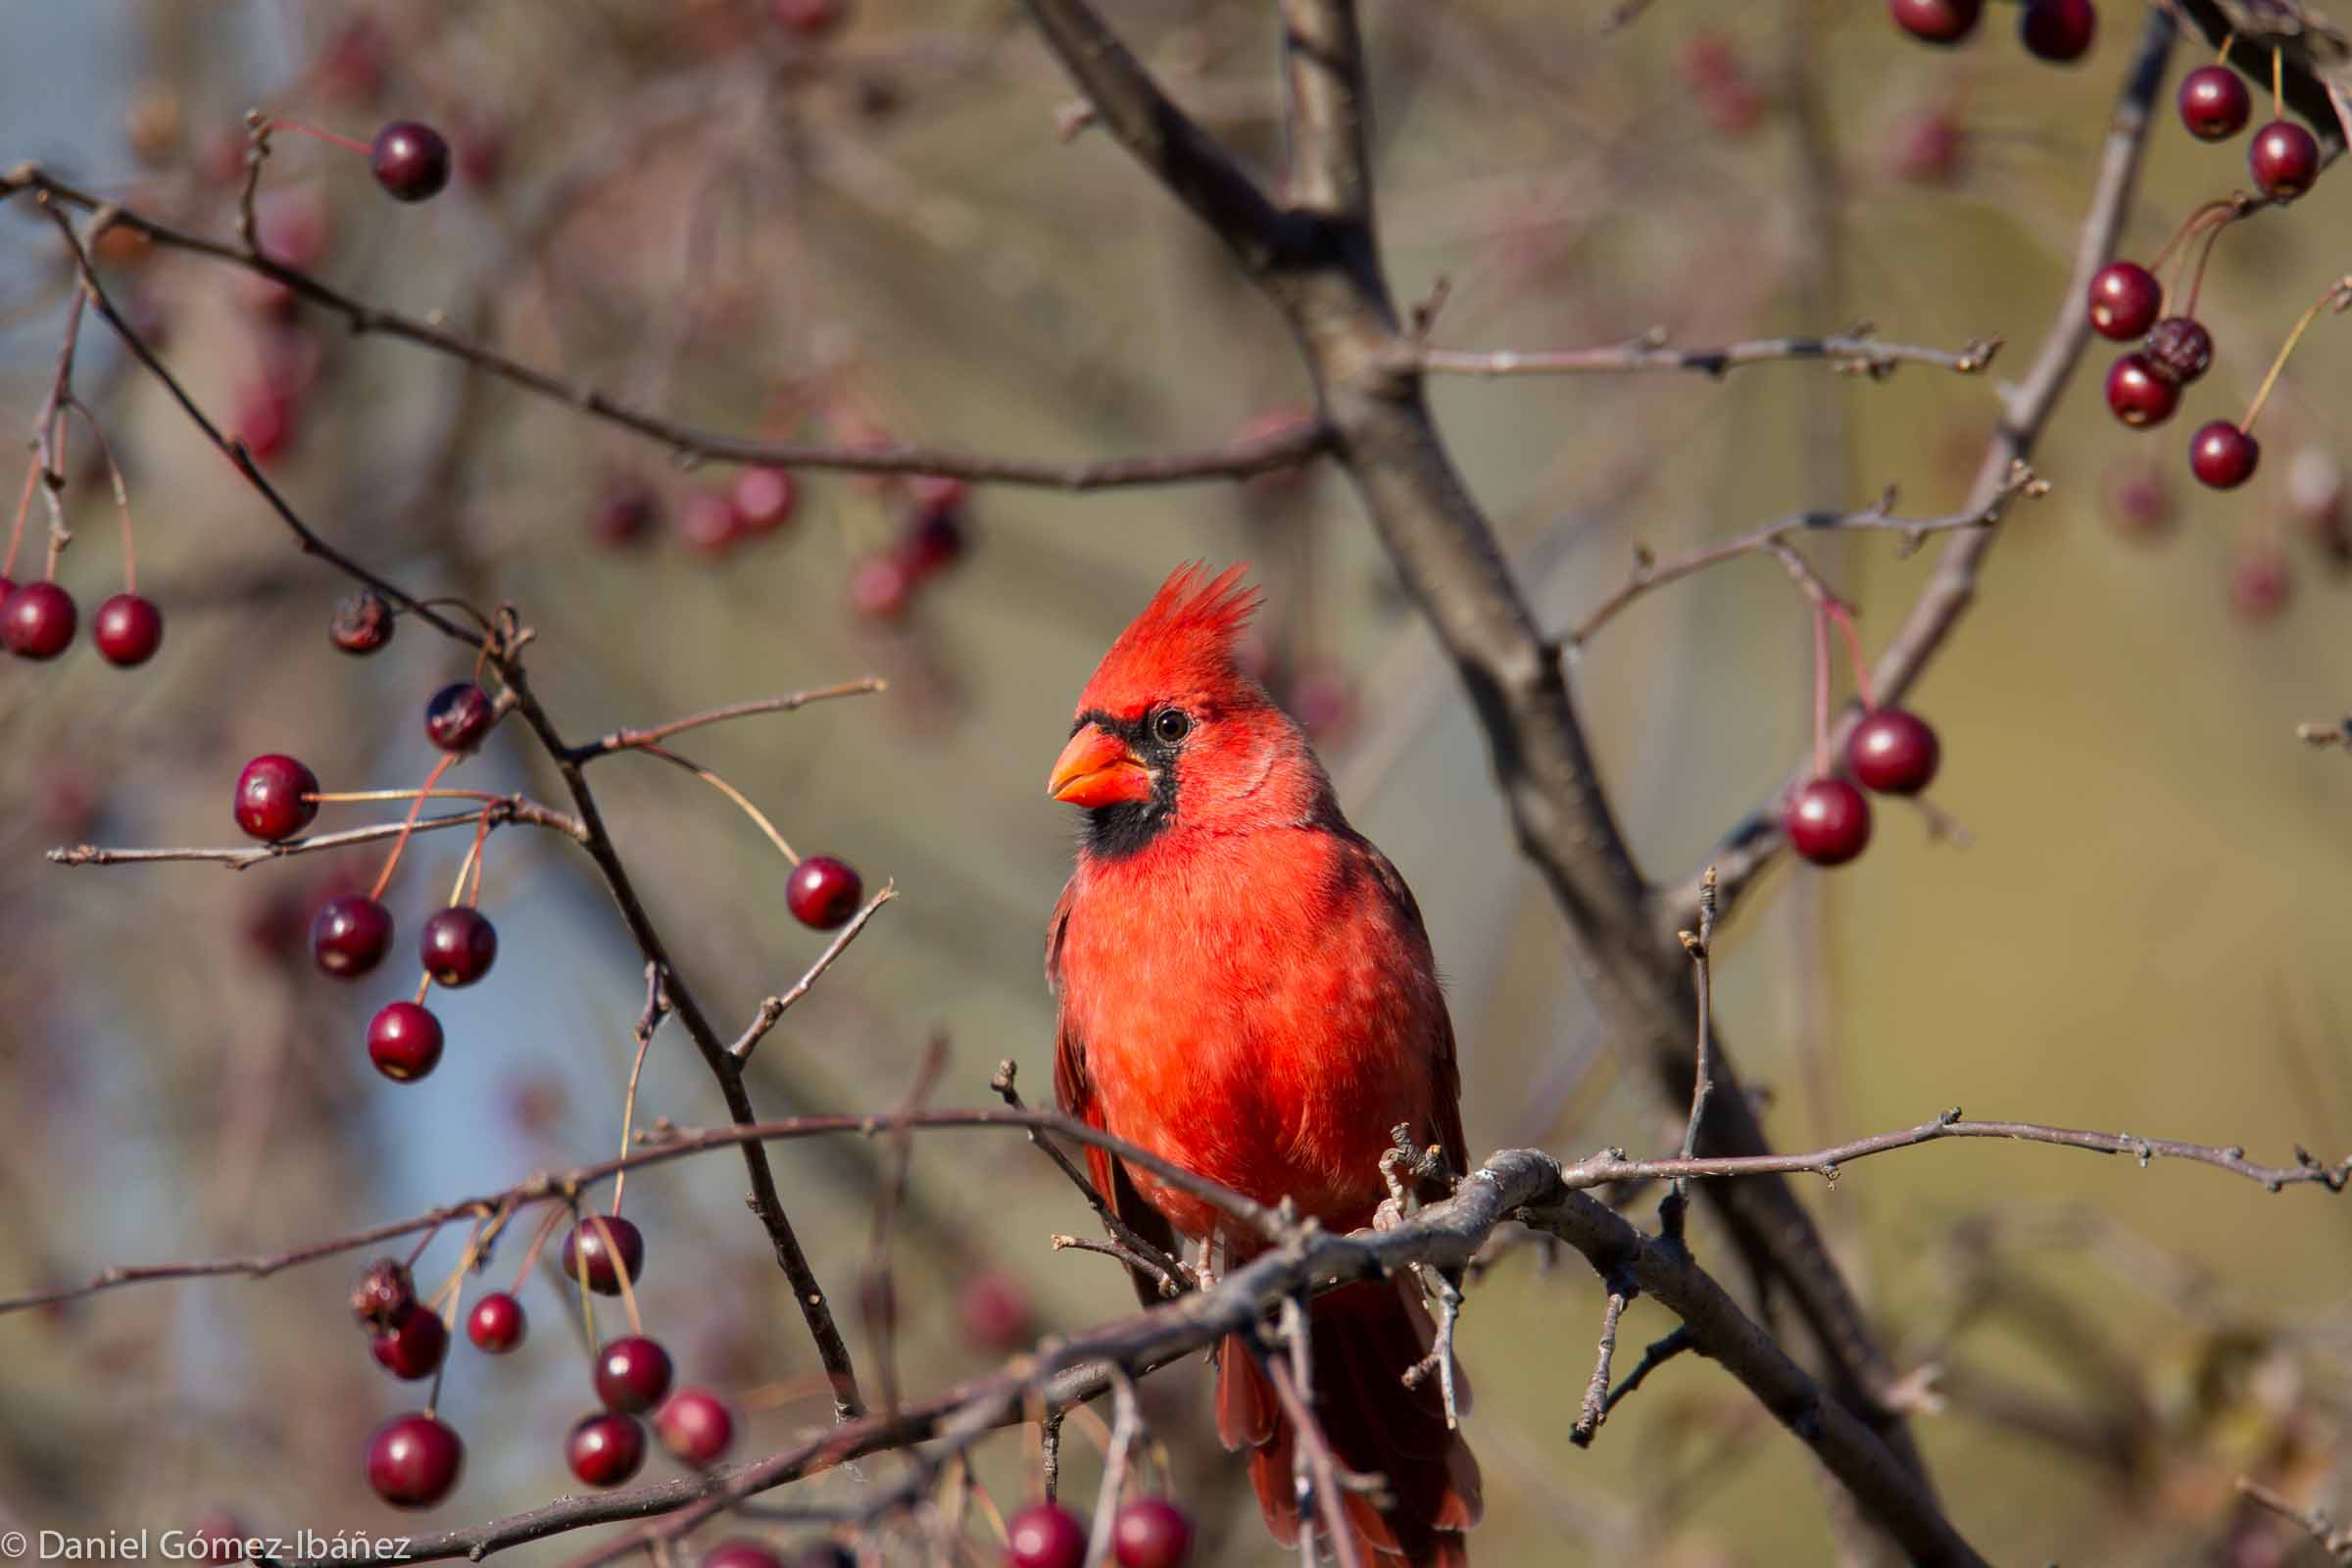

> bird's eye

[{"left": 1152, "top": 709, "right": 1192, "bottom": 744}]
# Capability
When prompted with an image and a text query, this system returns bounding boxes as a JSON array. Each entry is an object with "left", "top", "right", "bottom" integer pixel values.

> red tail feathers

[{"left": 1216, "top": 1278, "right": 1481, "bottom": 1568}]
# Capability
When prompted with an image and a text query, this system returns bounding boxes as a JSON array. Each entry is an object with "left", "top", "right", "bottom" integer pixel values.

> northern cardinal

[{"left": 1046, "top": 564, "right": 1480, "bottom": 1566}]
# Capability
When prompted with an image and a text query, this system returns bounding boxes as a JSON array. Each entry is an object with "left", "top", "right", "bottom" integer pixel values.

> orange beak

[{"left": 1048, "top": 723, "right": 1153, "bottom": 808}]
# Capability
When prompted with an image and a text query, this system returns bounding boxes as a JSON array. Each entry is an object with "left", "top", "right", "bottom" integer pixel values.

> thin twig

[
  {"left": 1563, "top": 468, "right": 2041, "bottom": 653},
  {"left": 5, "top": 164, "right": 1333, "bottom": 493},
  {"left": 731, "top": 886, "right": 899, "bottom": 1061},
  {"left": 1412, "top": 327, "right": 2001, "bottom": 381},
  {"left": 992, "top": 1060, "right": 1196, "bottom": 1295},
  {"left": 47, "top": 799, "right": 588, "bottom": 867},
  {"left": 2236, "top": 1477, "right": 2352, "bottom": 1559},
  {"left": 566, "top": 680, "right": 889, "bottom": 762},
  {"left": 1568, "top": 1278, "right": 1635, "bottom": 1447}
]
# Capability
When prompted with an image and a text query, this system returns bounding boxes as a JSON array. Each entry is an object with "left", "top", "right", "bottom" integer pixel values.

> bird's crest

[{"left": 1077, "top": 563, "right": 1263, "bottom": 718}]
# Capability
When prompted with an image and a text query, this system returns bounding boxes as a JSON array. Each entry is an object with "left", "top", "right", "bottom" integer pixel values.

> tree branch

[
  {"left": 0, "top": 167, "right": 1332, "bottom": 492},
  {"left": 46, "top": 797, "right": 587, "bottom": 867},
  {"left": 1415, "top": 327, "right": 2000, "bottom": 381},
  {"left": 1673, "top": 9, "right": 2180, "bottom": 930}
]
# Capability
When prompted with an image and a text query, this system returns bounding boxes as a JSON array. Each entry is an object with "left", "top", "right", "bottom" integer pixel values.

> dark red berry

[
  {"left": 786, "top": 856, "right": 863, "bottom": 930},
  {"left": 729, "top": 468, "right": 797, "bottom": 535},
  {"left": 424, "top": 681, "right": 497, "bottom": 753},
  {"left": 2189, "top": 421, "right": 2260, "bottom": 489},
  {"left": 2085, "top": 262, "right": 2160, "bottom": 341},
  {"left": 3, "top": 580, "right": 77, "bottom": 660},
  {"left": 592, "top": 481, "right": 660, "bottom": 548},
  {"left": 368, "top": 1002, "right": 445, "bottom": 1082},
  {"left": 366, "top": 1412, "right": 464, "bottom": 1508},
  {"left": 234, "top": 383, "right": 297, "bottom": 461},
  {"left": 1006, "top": 1503, "right": 1088, "bottom": 1568},
  {"left": 560, "top": 1216, "right": 645, "bottom": 1295},
  {"left": 1889, "top": 110, "right": 1965, "bottom": 183},
  {"left": 313, "top": 894, "right": 395, "bottom": 979},
  {"left": 566, "top": 1412, "right": 647, "bottom": 1488},
  {"left": 92, "top": 592, "right": 163, "bottom": 666},
  {"left": 2178, "top": 65, "right": 2251, "bottom": 140},
  {"left": 898, "top": 509, "right": 967, "bottom": 581},
  {"left": 1889, "top": 0, "right": 1980, "bottom": 43},
  {"left": 1112, "top": 1499, "right": 1195, "bottom": 1568},
  {"left": 679, "top": 491, "right": 743, "bottom": 555},
  {"left": 700, "top": 1544, "right": 782, "bottom": 1568},
  {"left": 331, "top": 589, "right": 396, "bottom": 654},
  {"left": 2142, "top": 317, "right": 2213, "bottom": 385},
  {"left": 2019, "top": 0, "right": 2095, "bottom": 62},
  {"left": 1784, "top": 777, "right": 1873, "bottom": 867},
  {"left": 655, "top": 1389, "right": 735, "bottom": 1466},
  {"left": 2104, "top": 354, "right": 2179, "bottom": 428},
  {"left": 370, "top": 122, "right": 451, "bottom": 202},
  {"left": 370, "top": 1302, "right": 450, "bottom": 1380},
  {"left": 466, "top": 1291, "right": 526, "bottom": 1352},
  {"left": 771, "top": 0, "right": 849, "bottom": 37},
  {"left": 847, "top": 553, "right": 912, "bottom": 619},
  {"left": 419, "top": 906, "right": 498, "bottom": 987},
  {"left": 958, "top": 1270, "right": 1034, "bottom": 1351},
  {"left": 2101, "top": 462, "right": 2171, "bottom": 539},
  {"left": 352, "top": 1257, "right": 417, "bottom": 1332},
  {"left": 2249, "top": 120, "right": 2321, "bottom": 199},
  {"left": 1846, "top": 710, "right": 1942, "bottom": 796},
  {"left": 594, "top": 1336, "right": 675, "bottom": 1414},
  {"left": 2230, "top": 545, "right": 2294, "bottom": 620},
  {"left": 233, "top": 754, "right": 320, "bottom": 842}
]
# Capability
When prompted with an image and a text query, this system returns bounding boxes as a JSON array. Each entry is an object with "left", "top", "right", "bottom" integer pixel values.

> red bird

[{"left": 1046, "top": 564, "right": 1480, "bottom": 1566}]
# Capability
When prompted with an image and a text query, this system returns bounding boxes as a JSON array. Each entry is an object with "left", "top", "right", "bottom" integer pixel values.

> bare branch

[
  {"left": 1554, "top": 1108, "right": 2351, "bottom": 1195},
  {"left": 1015, "top": 0, "right": 1290, "bottom": 271},
  {"left": 730, "top": 884, "right": 900, "bottom": 1062},
  {"left": 1678, "top": 9, "right": 2183, "bottom": 929},
  {"left": 1415, "top": 328, "right": 2000, "bottom": 381},
  {"left": 1, "top": 167, "right": 1332, "bottom": 492},
  {"left": 567, "top": 680, "right": 890, "bottom": 763},
  {"left": 47, "top": 798, "right": 588, "bottom": 868},
  {"left": 2236, "top": 1477, "right": 2352, "bottom": 1560},
  {"left": 1562, "top": 466, "right": 2042, "bottom": 652},
  {"left": 1279, "top": 0, "right": 1375, "bottom": 224}
]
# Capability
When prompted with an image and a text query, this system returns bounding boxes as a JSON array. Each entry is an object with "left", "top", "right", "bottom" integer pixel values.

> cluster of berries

[
  {"left": 357, "top": 1216, "right": 738, "bottom": 1510},
  {"left": 1890, "top": 0, "right": 2098, "bottom": 63},
  {"left": 1004, "top": 1499, "right": 1196, "bottom": 1568}
]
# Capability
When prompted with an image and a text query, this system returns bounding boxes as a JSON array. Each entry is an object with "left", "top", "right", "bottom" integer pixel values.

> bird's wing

[
  {"left": 1357, "top": 837, "right": 1471, "bottom": 1182},
  {"left": 1050, "top": 879, "right": 1183, "bottom": 1308}
]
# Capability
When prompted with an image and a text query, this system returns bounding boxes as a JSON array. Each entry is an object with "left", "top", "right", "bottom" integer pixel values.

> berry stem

[
  {"left": 1824, "top": 601, "right": 1880, "bottom": 710},
  {"left": 569, "top": 1203, "right": 599, "bottom": 1347},
  {"left": 639, "top": 745, "right": 800, "bottom": 865},
  {"left": 452, "top": 807, "right": 495, "bottom": 909},
  {"left": 2273, "top": 48, "right": 2283, "bottom": 121},
  {"left": 5, "top": 456, "right": 35, "bottom": 579},
  {"left": 308, "top": 786, "right": 510, "bottom": 806},
  {"left": 589, "top": 1211, "right": 646, "bottom": 1339},
  {"left": 2217, "top": 30, "right": 2233, "bottom": 67},
  {"left": 402, "top": 1219, "right": 444, "bottom": 1271},
  {"left": 2147, "top": 199, "right": 2241, "bottom": 281},
  {"left": 63, "top": 401, "right": 135, "bottom": 591},
  {"left": 2240, "top": 276, "right": 2352, "bottom": 432},
  {"left": 2180, "top": 207, "right": 2236, "bottom": 319},
  {"left": 612, "top": 1014, "right": 658, "bottom": 1218},
  {"left": 510, "top": 1203, "right": 567, "bottom": 1296},
  {"left": 1811, "top": 606, "right": 1832, "bottom": 780},
  {"left": 369, "top": 754, "right": 460, "bottom": 901},
  {"left": 412, "top": 971, "right": 432, "bottom": 1006},
  {"left": 264, "top": 117, "right": 373, "bottom": 156}
]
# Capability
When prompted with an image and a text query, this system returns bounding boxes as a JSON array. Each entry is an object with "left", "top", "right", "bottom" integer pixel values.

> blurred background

[{"left": 3, "top": 1, "right": 2349, "bottom": 1562}]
